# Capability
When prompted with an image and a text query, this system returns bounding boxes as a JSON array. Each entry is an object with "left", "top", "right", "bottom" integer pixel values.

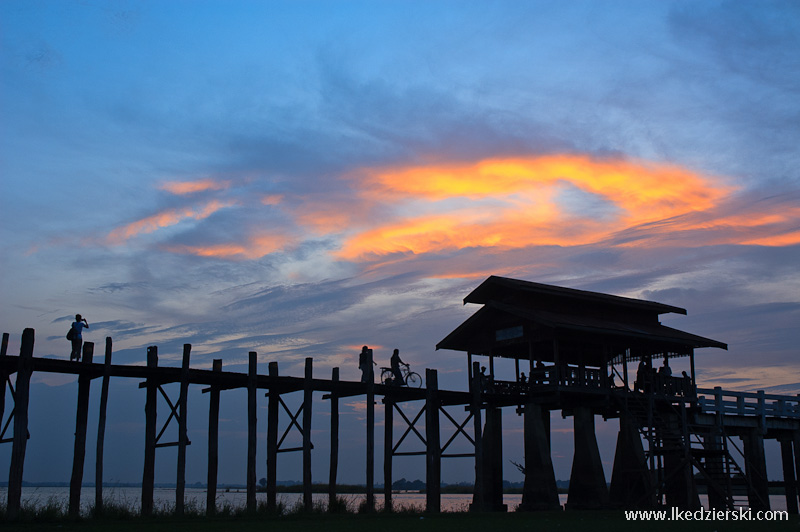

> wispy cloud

[
  {"left": 159, "top": 178, "right": 232, "bottom": 195},
  {"left": 106, "top": 199, "right": 237, "bottom": 245}
]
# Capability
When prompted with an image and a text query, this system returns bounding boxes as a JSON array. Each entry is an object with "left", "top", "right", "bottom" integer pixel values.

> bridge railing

[{"left": 696, "top": 387, "right": 800, "bottom": 420}]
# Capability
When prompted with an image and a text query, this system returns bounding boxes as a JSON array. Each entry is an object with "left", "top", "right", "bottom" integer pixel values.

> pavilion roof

[{"left": 436, "top": 276, "right": 727, "bottom": 364}]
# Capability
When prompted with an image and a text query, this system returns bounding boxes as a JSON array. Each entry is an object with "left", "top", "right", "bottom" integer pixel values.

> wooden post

[
  {"left": 328, "top": 367, "right": 340, "bottom": 511},
  {"left": 0, "top": 333, "right": 8, "bottom": 428},
  {"left": 7, "top": 328, "right": 34, "bottom": 521},
  {"left": 176, "top": 344, "right": 191, "bottom": 515},
  {"left": 743, "top": 429, "right": 770, "bottom": 511},
  {"left": 206, "top": 359, "right": 222, "bottom": 516},
  {"left": 794, "top": 430, "right": 800, "bottom": 514},
  {"left": 95, "top": 337, "right": 112, "bottom": 513},
  {"left": 142, "top": 346, "right": 158, "bottom": 516},
  {"left": 365, "top": 349, "right": 375, "bottom": 512},
  {"left": 483, "top": 405, "right": 506, "bottom": 511},
  {"left": 780, "top": 438, "right": 798, "bottom": 514},
  {"left": 247, "top": 351, "right": 257, "bottom": 513},
  {"left": 425, "top": 369, "right": 441, "bottom": 513},
  {"left": 384, "top": 398, "right": 393, "bottom": 511},
  {"left": 267, "top": 361, "right": 279, "bottom": 510},
  {"left": 470, "top": 361, "right": 484, "bottom": 512},
  {"left": 622, "top": 349, "right": 629, "bottom": 390},
  {"left": 303, "top": 357, "right": 313, "bottom": 512},
  {"left": 69, "top": 341, "right": 94, "bottom": 518}
]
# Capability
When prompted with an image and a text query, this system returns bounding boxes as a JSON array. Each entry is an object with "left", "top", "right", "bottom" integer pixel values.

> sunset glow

[
  {"left": 2, "top": 0, "right": 797, "bottom": 489},
  {"left": 338, "top": 156, "right": 734, "bottom": 260}
]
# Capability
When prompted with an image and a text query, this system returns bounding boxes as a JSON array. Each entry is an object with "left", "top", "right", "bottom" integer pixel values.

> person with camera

[{"left": 69, "top": 314, "right": 89, "bottom": 361}]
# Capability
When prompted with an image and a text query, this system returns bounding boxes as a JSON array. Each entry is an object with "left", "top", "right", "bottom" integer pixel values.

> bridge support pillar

[
  {"left": 566, "top": 407, "right": 608, "bottom": 510},
  {"left": 702, "top": 433, "right": 728, "bottom": 510},
  {"left": 780, "top": 437, "right": 798, "bottom": 515},
  {"left": 519, "top": 402, "right": 560, "bottom": 511},
  {"left": 609, "top": 415, "right": 653, "bottom": 508},
  {"left": 743, "top": 430, "right": 770, "bottom": 511},
  {"left": 479, "top": 405, "right": 506, "bottom": 511},
  {"left": 794, "top": 430, "right": 800, "bottom": 513}
]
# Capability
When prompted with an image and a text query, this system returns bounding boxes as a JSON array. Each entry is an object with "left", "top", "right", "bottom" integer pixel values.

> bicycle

[{"left": 380, "top": 363, "right": 422, "bottom": 387}]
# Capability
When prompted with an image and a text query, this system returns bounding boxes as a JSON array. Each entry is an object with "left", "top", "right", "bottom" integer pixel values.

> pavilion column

[
  {"left": 566, "top": 406, "right": 608, "bottom": 510},
  {"left": 609, "top": 415, "right": 652, "bottom": 508},
  {"left": 519, "top": 402, "right": 560, "bottom": 511}
]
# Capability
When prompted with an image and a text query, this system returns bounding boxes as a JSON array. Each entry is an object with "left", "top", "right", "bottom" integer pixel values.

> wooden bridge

[{"left": 3, "top": 276, "right": 800, "bottom": 520}]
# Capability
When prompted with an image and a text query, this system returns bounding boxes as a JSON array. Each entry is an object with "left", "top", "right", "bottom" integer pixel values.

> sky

[{"left": 1, "top": 0, "right": 799, "bottom": 490}]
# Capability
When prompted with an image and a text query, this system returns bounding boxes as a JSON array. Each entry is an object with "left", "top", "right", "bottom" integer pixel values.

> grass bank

[{"left": 2, "top": 509, "right": 798, "bottom": 532}]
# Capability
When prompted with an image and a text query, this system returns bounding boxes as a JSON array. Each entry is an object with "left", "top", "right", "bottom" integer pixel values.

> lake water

[{"left": 0, "top": 487, "right": 788, "bottom": 515}]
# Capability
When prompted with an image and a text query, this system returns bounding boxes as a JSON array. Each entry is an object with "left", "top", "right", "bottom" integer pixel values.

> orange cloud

[
  {"left": 360, "top": 155, "right": 725, "bottom": 219},
  {"left": 107, "top": 200, "right": 235, "bottom": 244},
  {"left": 742, "top": 231, "right": 800, "bottom": 247},
  {"left": 160, "top": 178, "right": 231, "bottom": 195},
  {"left": 338, "top": 155, "right": 734, "bottom": 260},
  {"left": 163, "top": 232, "right": 290, "bottom": 260}
]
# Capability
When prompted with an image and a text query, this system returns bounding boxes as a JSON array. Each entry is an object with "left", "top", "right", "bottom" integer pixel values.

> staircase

[{"left": 616, "top": 392, "right": 756, "bottom": 510}]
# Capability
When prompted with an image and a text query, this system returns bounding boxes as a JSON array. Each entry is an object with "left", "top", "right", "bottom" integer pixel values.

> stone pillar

[
  {"left": 566, "top": 407, "right": 608, "bottom": 510},
  {"left": 609, "top": 415, "right": 653, "bottom": 508},
  {"left": 519, "top": 402, "right": 561, "bottom": 511}
]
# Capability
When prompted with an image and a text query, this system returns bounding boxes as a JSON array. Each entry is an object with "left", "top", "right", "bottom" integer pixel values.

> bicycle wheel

[
  {"left": 380, "top": 368, "right": 393, "bottom": 385},
  {"left": 405, "top": 372, "right": 422, "bottom": 388}
]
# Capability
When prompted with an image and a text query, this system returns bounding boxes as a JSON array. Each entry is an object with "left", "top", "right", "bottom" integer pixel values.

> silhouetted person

[
  {"left": 659, "top": 358, "right": 672, "bottom": 377},
  {"left": 535, "top": 359, "right": 545, "bottom": 384},
  {"left": 636, "top": 359, "right": 647, "bottom": 391},
  {"left": 390, "top": 348, "right": 406, "bottom": 386},
  {"left": 519, "top": 372, "right": 527, "bottom": 384},
  {"left": 70, "top": 314, "right": 89, "bottom": 361},
  {"left": 359, "top": 346, "right": 374, "bottom": 383},
  {"left": 479, "top": 366, "right": 490, "bottom": 392}
]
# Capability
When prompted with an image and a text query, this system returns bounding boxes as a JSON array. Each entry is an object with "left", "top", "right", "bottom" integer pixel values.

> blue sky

[{"left": 1, "top": 0, "right": 799, "bottom": 488}]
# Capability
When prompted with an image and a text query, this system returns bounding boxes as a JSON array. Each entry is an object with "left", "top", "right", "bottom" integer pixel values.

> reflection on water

[{"left": 0, "top": 487, "right": 788, "bottom": 514}]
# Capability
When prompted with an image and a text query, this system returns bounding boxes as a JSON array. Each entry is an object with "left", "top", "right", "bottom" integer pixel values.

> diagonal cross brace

[
  {"left": 0, "top": 377, "right": 16, "bottom": 443},
  {"left": 440, "top": 406, "right": 474, "bottom": 454},
  {"left": 155, "top": 384, "right": 191, "bottom": 448},
  {"left": 277, "top": 396, "right": 313, "bottom": 452},
  {"left": 392, "top": 403, "right": 427, "bottom": 454}
]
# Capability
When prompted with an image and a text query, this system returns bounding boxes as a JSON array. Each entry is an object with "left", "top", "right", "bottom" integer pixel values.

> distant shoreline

[{"left": 0, "top": 482, "right": 566, "bottom": 494}]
